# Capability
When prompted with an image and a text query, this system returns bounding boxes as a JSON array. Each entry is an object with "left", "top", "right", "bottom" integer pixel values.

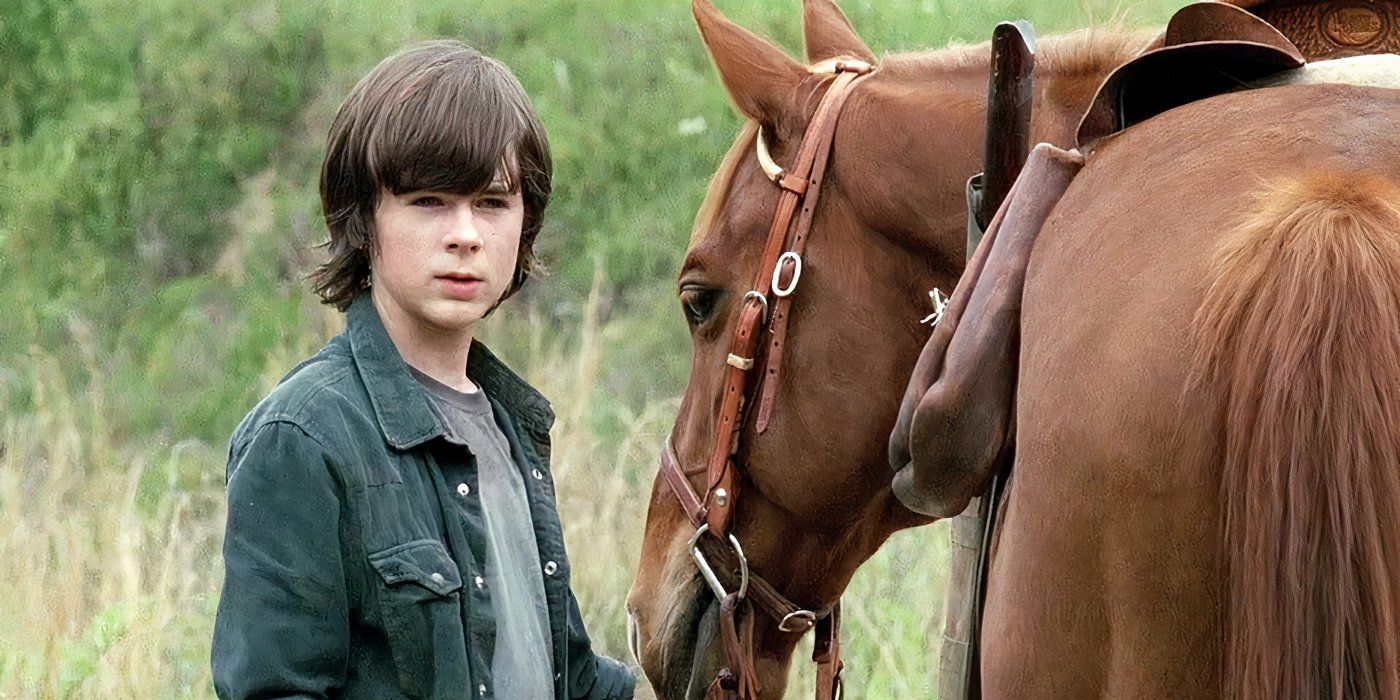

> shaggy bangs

[
  {"left": 314, "top": 40, "right": 552, "bottom": 311},
  {"left": 369, "top": 55, "right": 542, "bottom": 199}
]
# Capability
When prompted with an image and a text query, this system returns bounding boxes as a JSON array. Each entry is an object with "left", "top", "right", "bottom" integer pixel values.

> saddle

[{"left": 1078, "top": 0, "right": 1400, "bottom": 146}]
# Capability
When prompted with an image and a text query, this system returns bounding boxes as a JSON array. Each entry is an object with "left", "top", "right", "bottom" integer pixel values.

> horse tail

[{"left": 1192, "top": 170, "right": 1400, "bottom": 699}]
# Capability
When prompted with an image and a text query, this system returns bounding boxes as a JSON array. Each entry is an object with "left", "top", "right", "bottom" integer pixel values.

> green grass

[{"left": 0, "top": 0, "right": 1179, "bottom": 696}]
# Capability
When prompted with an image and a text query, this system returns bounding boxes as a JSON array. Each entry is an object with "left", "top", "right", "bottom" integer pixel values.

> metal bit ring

[{"left": 687, "top": 524, "right": 750, "bottom": 601}]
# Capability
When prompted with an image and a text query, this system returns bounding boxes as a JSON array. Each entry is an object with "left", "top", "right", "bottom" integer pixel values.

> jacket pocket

[{"left": 369, "top": 539, "right": 467, "bottom": 697}]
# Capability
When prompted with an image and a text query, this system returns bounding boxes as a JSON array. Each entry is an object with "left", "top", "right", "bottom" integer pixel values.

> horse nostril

[{"left": 627, "top": 610, "right": 642, "bottom": 665}]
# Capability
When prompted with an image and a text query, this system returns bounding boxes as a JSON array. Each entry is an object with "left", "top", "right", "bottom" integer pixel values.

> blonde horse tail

[{"left": 1193, "top": 171, "right": 1400, "bottom": 699}]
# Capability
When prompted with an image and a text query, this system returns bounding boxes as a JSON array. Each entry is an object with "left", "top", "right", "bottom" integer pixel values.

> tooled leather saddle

[{"left": 1078, "top": 0, "right": 1399, "bottom": 146}]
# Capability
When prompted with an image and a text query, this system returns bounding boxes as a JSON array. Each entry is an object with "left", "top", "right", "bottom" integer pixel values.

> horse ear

[
  {"left": 693, "top": 0, "right": 807, "bottom": 126},
  {"left": 802, "top": 0, "right": 875, "bottom": 64}
]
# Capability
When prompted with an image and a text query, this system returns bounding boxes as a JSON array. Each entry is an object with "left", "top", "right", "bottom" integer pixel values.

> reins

[{"left": 657, "top": 57, "right": 875, "bottom": 700}]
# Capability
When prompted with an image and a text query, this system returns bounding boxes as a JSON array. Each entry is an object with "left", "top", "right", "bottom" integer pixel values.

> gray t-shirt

[{"left": 409, "top": 366, "right": 554, "bottom": 699}]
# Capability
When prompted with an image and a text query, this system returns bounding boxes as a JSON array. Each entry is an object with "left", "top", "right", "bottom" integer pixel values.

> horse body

[{"left": 980, "top": 81, "right": 1400, "bottom": 697}]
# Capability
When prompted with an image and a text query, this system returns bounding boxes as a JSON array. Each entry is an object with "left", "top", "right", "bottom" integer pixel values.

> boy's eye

[
  {"left": 477, "top": 197, "right": 510, "bottom": 209},
  {"left": 411, "top": 195, "right": 445, "bottom": 207}
]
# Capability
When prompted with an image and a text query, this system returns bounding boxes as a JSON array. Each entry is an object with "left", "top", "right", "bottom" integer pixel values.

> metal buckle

[
  {"left": 742, "top": 290, "right": 770, "bottom": 322},
  {"left": 771, "top": 252, "right": 803, "bottom": 298},
  {"left": 688, "top": 524, "right": 750, "bottom": 601},
  {"left": 778, "top": 609, "right": 817, "bottom": 632}
]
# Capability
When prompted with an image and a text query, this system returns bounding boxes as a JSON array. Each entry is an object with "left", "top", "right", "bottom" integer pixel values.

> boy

[{"left": 212, "top": 40, "right": 635, "bottom": 699}]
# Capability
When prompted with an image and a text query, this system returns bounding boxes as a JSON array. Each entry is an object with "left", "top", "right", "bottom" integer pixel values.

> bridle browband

[{"left": 657, "top": 57, "right": 875, "bottom": 700}]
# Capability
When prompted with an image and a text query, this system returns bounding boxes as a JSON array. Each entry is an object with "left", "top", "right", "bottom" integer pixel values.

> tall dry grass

[
  {"left": 0, "top": 279, "right": 949, "bottom": 698},
  {"left": 0, "top": 351, "right": 224, "bottom": 697}
]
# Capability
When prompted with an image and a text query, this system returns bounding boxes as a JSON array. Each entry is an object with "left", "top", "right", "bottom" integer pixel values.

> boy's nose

[{"left": 443, "top": 211, "right": 483, "bottom": 253}]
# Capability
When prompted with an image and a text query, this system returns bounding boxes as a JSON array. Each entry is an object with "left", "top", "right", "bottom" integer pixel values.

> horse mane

[
  {"left": 1191, "top": 170, "right": 1400, "bottom": 698},
  {"left": 688, "top": 121, "right": 758, "bottom": 248},
  {"left": 1035, "top": 26, "right": 1159, "bottom": 77},
  {"left": 880, "top": 25, "right": 1156, "bottom": 81}
]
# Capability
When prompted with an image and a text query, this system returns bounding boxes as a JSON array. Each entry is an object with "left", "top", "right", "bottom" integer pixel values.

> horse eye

[{"left": 679, "top": 287, "right": 721, "bottom": 327}]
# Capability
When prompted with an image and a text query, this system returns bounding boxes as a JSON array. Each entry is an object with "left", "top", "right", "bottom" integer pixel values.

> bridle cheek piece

[{"left": 657, "top": 58, "right": 874, "bottom": 700}]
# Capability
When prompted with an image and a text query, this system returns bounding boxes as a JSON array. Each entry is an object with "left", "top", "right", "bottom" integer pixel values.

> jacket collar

[{"left": 346, "top": 290, "right": 555, "bottom": 450}]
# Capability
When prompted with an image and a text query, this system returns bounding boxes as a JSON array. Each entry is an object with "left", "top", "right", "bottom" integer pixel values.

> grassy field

[{"left": 0, "top": 0, "right": 1178, "bottom": 696}]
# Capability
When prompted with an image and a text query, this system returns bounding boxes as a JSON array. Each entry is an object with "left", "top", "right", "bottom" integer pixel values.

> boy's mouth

[
  {"left": 435, "top": 272, "right": 485, "bottom": 300},
  {"left": 436, "top": 271, "right": 482, "bottom": 282}
]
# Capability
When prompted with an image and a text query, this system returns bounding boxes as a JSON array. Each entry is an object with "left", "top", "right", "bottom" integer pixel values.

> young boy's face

[{"left": 369, "top": 169, "right": 524, "bottom": 335}]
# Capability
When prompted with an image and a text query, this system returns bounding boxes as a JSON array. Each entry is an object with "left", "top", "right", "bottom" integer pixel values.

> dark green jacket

[{"left": 212, "top": 291, "right": 634, "bottom": 699}]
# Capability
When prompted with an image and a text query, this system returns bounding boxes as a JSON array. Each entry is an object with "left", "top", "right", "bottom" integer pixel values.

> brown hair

[{"left": 312, "top": 39, "right": 552, "bottom": 311}]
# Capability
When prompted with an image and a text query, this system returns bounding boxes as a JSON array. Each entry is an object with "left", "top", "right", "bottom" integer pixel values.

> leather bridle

[{"left": 657, "top": 58, "right": 875, "bottom": 700}]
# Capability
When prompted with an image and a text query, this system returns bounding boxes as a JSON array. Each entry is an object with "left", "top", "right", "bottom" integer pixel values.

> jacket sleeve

[
  {"left": 564, "top": 588, "right": 636, "bottom": 699},
  {"left": 212, "top": 421, "right": 349, "bottom": 699}
]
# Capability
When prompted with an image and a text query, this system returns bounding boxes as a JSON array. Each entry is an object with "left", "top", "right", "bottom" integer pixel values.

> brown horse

[
  {"left": 892, "top": 47, "right": 1400, "bottom": 700},
  {"left": 624, "top": 0, "right": 1147, "bottom": 696}
]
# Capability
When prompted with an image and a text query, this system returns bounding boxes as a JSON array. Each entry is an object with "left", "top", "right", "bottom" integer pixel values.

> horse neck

[
  {"left": 890, "top": 28, "right": 1152, "bottom": 148},
  {"left": 867, "top": 29, "right": 1148, "bottom": 274}
]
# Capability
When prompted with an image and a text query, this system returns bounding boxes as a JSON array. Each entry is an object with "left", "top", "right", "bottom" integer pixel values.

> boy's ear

[
  {"left": 802, "top": 0, "right": 875, "bottom": 64},
  {"left": 692, "top": 0, "right": 807, "bottom": 128}
]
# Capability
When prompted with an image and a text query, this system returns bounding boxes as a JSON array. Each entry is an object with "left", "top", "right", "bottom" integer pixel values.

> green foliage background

[{"left": 0, "top": 0, "right": 1177, "bottom": 696}]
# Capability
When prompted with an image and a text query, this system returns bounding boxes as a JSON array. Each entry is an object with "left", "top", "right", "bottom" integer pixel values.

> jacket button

[
  {"left": 543, "top": 561, "right": 558, "bottom": 576},
  {"left": 531, "top": 468, "right": 544, "bottom": 480},
  {"left": 478, "top": 684, "right": 487, "bottom": 696},
  {"left": 430, "top": 572, "right": 446, "bottom": 585},
  {"left": 457, "top": 482, "right": 471, "bottom": 496},
  {"left": 475, "top": 575, "right": 485, "bottom": 589}
]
